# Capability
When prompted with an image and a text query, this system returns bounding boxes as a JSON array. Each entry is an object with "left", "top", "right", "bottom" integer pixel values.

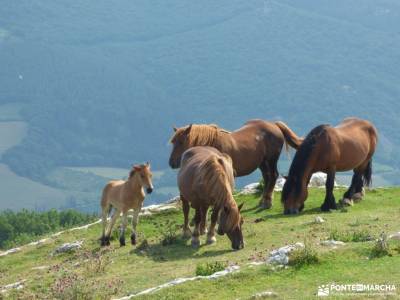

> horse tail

[
  {"left": 275, "top": 121, "right": 303, "bottom": 150},
  {"left": 361, "top": 122, "right": 377, "bottom": 188},
  {"left": 362, "top": 160, "right": 373, "bottom": 187},
  {"left": 100, "top": 183, "right": 113, "bottom": 216}
]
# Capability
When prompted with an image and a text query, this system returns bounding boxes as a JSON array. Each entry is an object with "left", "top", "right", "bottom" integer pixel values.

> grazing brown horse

[
  {"left": 100, "top": 163, "right": 154, "bottom": 246},
  {"left": 170, "top": 120, "right": 302, "bottom": 209},
  {"left": 178, "top": 146, "right": 244, "bottom": 250},
  {"left": 282, "top": 118, "right": 378, "bottom": 214}
]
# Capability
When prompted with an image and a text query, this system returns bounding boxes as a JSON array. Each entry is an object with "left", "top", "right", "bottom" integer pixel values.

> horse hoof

[
  {"left": 340, "top": 198, "right": 354, "bottom": 206},
  {"left": 320, "top": 205, "right": 331, "bottom": 212},
  {"left": 352, "top": 193, "right": 363, "bottom": 203},
  {"left": 330, "top": 202, "right": 338, "bottom": 210},
  {"left": 259, "top": 202, "right": 272, "bottom": 210},
  {"left": 284, "top": 208, "right": 299, "bottom": 215},
  {"left": 206, "top": 236, "right": 217, "bottom": 245},
  {"left": 182, "top": 229, "right": 192, "bottom": 238},
  {"left": 191, "top": 238, "right": 200, "bottom": 248},
  {"left": 119, "top": 237, "right": 126, "bottom": 247}
]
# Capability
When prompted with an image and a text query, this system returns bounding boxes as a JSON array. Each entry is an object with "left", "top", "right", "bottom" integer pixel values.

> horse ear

[
  {"left": 185, "top": 124, "right": 193, "bottom": 132},
  {"left": 145, "top": 161, "right": 150, "bottom": 167},
  {"left": 238, "top": 203, "right": 244, "bottom": 212},
  {"left": 173, "top": 126, "right": 178, "bottom": 132}
]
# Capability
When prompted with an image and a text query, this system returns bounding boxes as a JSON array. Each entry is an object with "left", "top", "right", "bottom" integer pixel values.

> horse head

[
  {"left": 281, "top": 176, "right": 308, "bottom": 215},
  {"left": 169, "top": 124, "right": 192, "bottom": 168},
  {"left": 217, "top": 202, "right": 244, "bottom": 250},
  {"left": 131, "top": 162, "right": 154, "bottom": 194}
]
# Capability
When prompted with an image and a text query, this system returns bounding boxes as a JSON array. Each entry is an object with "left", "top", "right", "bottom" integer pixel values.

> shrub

[
  {"left": 370, "top": 232, "right": 391, "bottom": 258},
  {"left": 329, "top": 229, "right": 373, "bottom": 242},
  {"left": 195, "top": 261, "right": 226, "bottom": 276},
  {"left": 288, "top": 242, "right": 319, "bottom": 268},
  {"left": 158, "top": 220, "right": 179, "bottom": 246}
]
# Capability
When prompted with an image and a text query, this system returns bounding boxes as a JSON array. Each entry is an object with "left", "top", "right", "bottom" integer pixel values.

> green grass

[{"left": 1, "top": 188, "right": 400, "bottom": 299}]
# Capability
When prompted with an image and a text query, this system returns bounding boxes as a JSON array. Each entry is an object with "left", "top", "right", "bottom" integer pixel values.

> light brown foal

[{"left": 100, "top": 163, "right": 153, "bottom": 247}]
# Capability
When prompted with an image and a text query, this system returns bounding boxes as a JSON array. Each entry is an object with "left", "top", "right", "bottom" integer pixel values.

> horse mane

[
  {"left": 128, "top": 164, "right": 145, "bottom": 179},
  {"left": 282, "top": 124, "right": 330, "bottom": 202},
  {"left": 171, "top": 124, "right": 230, "bottom": 147},
  {"left": 129, "top": 169, "right": 136, "bottom": 179},
  {"left": 197, "top": 154, "right": 238, "bottom": 229}
]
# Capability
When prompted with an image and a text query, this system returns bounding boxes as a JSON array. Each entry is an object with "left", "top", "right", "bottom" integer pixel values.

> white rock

[
  {"left": 308, "top": 172, "right": 338, "bottom": 187},
  {"left": 31, "top": 265, "right": 49, "bottom": 270},
  {"left": 53, "top": 241, "right": 83, "bottom": 254},
  {"left": 166, "top": 196, "right": 180, "bottom": 204},
  {"left": 251, "top": 291, "right": 278, "bottom": 298},
  {"left": 1, "top": 280, "right": 26, "bottom": 293},
  {"left": 28, "top": 238, "right": 49, "bottom": 246},
  {"left": 389, "top": 232, "right": 400, "bottom": 240},
  {"left": 113, "top": 265, "right": 240, "bottom": 299},
  {"left": 267, "top": 243, "right": 304, "bottom": 265},
  {"left": 314, "top": 216, "right": 325, "bottom": 224},
  {"left": 240, "top": 183, "right": 260, "bottom": 195},
  {"left": 321, "top": 240, "right": 345, "bottom": 247},
  {"left": 0, "top": 247, "right": 21, "bottom": 257}
]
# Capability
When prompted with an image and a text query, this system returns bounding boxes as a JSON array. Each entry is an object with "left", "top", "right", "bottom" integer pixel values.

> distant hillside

[{"left": 1, "top": 1, "right": 400, "bottom": 211}]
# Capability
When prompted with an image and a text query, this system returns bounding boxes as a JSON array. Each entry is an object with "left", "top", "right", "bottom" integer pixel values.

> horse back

[
  {"left": 178, "top": 146, "right": 231, "bottom": 208},
  {"left": 101, "top": 180, "right": 125, "bottom": 207},
  {"left": 330, "top": 118, "right": 377, "bottom": 170}
]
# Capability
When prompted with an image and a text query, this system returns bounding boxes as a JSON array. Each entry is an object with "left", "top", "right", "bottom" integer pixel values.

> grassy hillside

[
  {"left": 1, "top": 1, "right": 400, "bottom": 211},
  {"left": 1, "top": 188, "right": 399, "bottom": 299}
]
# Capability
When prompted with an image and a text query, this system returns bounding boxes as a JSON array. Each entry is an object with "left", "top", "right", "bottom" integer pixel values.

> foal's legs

[
  {"left": 130, "top": 208, "right": 140, "bottom": 245},
  {"left": 191, "top": 208, "right": 202, "bottom": 247},
  {"left": 181, "top": 195, "right": 192, "bottom": 238},
  {"left": 207, "top": 208, "right": 219, "bottom": 244},
  {"left": 259, "top": 157, "right": 279, "bottom": 209},
  {"left": 119, "top": 211, "right": 128, "bottom": 246},
  {"left": 100, "top": 205, "right": 110, "bottom": 246},
  {"left": 104, "top": 209, "right": 120, "bottom": 245},
  {"left": 321, "top": 170, "right": 337, "bottom": 211}
]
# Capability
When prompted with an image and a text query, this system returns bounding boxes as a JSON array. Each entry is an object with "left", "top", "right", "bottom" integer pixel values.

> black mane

[{"left": 281, "top": 124, "right": 330, "bottom": 202}]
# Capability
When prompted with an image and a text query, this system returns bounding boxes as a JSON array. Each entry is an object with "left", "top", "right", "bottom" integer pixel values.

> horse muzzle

[
  {"left": 169, "top": 157, "right": 180, "bottom": 169},
  {"left": 146, "top": 187, "right": 153, "bottom": 194},
  {"left": 232, "top": 241, "right": 244, "bottom": 251},
  {"left": 284, "top": 208, "right": 299, "bottom": 215}
]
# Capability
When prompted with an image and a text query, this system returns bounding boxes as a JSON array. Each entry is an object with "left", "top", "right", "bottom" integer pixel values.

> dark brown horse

[
  {"left": 178, "top": 146, "right": 244, "bottom": 250},
  {"left": 282, "top": 118, "right": 378, "bottom": 214},
  {"left": 170, "top": 119, "right": 302, "bottom": 209}
]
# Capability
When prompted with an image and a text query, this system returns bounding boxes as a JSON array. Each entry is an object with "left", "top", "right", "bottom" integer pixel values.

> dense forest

[{"left": 0, "top": 209, "right": 97, "bottom": 249}]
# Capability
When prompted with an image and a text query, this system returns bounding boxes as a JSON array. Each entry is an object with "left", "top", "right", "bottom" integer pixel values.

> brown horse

[
  {"left": 282, "top": 118, "right": 378, "bottom": 214},
  {"left": 178, "top": 146, "right": 244, "bottom": 250},
  {"left": 100, "top": 163, "right": 154, "bottom": 246},
  {"left": 170, "top": 119, "right": 302, "bottom": 209}
]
